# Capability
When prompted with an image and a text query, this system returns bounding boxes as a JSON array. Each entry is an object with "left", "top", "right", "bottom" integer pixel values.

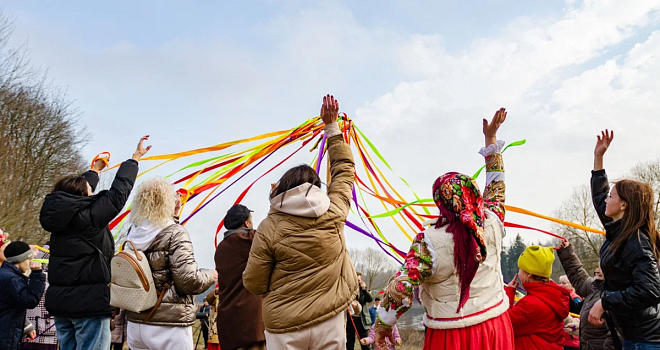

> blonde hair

[
  {"left": 130, "top": 177, "right": 176, "bottom": 228},
  {"left": 559, "top": 275, "right": 574, "bottom": 289}
]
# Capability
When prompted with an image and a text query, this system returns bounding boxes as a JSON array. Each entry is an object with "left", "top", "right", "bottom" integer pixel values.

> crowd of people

[{"left": 0, "top": 95, "right": 659, "bottom": 350}]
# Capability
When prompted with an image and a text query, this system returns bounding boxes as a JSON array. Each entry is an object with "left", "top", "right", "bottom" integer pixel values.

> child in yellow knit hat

[{"left": 505, "top": 245, "right": 571, "bottom": 350}]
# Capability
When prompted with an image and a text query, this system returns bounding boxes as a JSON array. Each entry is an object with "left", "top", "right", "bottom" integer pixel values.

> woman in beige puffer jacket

[
  {"left": 125, "top": 177, "right": 217, "bottom": 350},
  {"left": 243, "top": 95, "right": 359, "bottom": 350}
]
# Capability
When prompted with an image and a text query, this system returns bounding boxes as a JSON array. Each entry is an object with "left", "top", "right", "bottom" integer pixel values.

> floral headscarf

[
  {"left": 433, "top": 172, "right": 487, "bottom": 311},
  {"left": 0, "top": 229, "right": 8, "bottom": 247}
]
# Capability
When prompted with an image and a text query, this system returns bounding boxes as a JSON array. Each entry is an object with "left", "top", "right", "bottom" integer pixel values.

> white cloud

[{"left": 355, "top": 0, "right": 660, "bottom": 249}]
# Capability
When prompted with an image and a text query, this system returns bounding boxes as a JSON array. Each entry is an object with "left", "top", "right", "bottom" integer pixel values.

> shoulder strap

[
  {"left": 604, "top": 311, "right": 622, "bottom": 350},
  {"left": 79, "top": 234, "right": 111, "bottom": 280},
  {"left": 142, "top": 281, "right": 171, "bottom": 323},
  {"left": 79, "top": 235, "right": 103, "bottom": 255},
  {"left": 138, "top": 224, "right": 179, "bottom": 324}
]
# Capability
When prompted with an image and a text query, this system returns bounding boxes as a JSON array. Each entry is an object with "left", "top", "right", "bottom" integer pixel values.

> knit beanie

[
  {"left": 518, "top": 245, "right": 555, "bottom": 278},
  {"left": 4, "top": 241, "right": 34, "bottom": 264}
]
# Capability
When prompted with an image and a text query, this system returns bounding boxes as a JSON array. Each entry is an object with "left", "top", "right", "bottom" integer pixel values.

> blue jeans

[
  {"left": 54, "top": 316, "right": 111, "bottom": 350},
  {"left": 623, "top": 340, "right": 660, "bottom": 350}
]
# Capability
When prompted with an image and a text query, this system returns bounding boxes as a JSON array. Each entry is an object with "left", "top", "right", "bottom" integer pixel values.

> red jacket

[{"left": 506, "top": 282, "right": 570, "bottom": 350}]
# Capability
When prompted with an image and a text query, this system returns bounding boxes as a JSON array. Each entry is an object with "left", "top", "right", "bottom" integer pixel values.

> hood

[
  {"left": 270, "top": 183, "right": 330, "bottom": 218},
  {"left": 40, "top": 191, "right": 99, "bottom": 232},
  {"left": 128, "top": 220, "right": 172, "bottom": 251},
  {"left": 524, "top": 281, "right": 571, "bottom": 319}
]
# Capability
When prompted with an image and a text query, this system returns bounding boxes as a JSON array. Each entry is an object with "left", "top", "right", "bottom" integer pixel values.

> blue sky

[{"left": 5, "top": 0, "right": 660, "bottom": 268}]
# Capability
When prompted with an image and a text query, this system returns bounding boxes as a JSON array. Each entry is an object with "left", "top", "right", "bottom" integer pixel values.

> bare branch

[{"left": 0, "top": 10, "right": 88, "bottom": 244}]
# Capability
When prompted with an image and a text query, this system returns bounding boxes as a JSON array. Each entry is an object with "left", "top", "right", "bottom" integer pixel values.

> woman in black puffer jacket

[
  {"left": 39, "top": 136, "right": 150, "bottom": 350},
  {"left": 588, "top": 129, "right": 660, "bottom": 349}
]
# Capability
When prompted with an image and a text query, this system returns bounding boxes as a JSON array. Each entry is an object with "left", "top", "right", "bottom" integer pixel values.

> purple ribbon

[
  {"left": 345, "top": 220, "right": 404, "bottom": 264},
  {"left": 24, "top": 323, "right": 56, "bottom": 346},
  {"left": 314, "top": 135, "right": 326, "bottom": 174}
]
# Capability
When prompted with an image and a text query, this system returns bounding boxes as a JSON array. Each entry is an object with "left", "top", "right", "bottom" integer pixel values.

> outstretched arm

[
  {"left": 322, "top": 95, "right": 356, "bottom": 220},
  {"left": 556, "top": 241, "right": 595, "bottom": 298},
  {"left": 593, "top": 129, "right": 613, "bottom": 172},
  {"left": 482, "top": 108, "right": 507, "bottom": 222},
  {"left": 88, "top": 135, "right": 151, "bottom": 228},
  {"left": 591, "top": 130, "right": 614, "bottom": 226},
  {"left": 374, "top": 232, "right": 434, "bottom": 346}
]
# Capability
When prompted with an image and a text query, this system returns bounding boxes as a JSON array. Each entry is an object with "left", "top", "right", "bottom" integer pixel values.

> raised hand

[
  {"left": 132, "top": 135, "right": 152, "bottom": 161},
  {"left": 320, "top": 95, "right": 339, "bottom": 125},
  {"left": 594, "top": 129, "right": 614, "bottom": 157},
  {"left": 593, "top": 129, "right": 613, "bottom": 171},
  {"left": 483, "top": 108, "right": 507, "bottom": 147},
  {"left": 174, "top": 193, "right": 182, "bottom": 216},
  {"left": 557, "top": 239, "right": 570, "bottom": 250},
  {"left": 92, "top": 159, "right": 108, "bottom": 172}
]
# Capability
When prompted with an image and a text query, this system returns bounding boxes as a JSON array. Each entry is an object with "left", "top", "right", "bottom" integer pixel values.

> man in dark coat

[
  {"left": 0, "top": 241, "right": 46, "bottom": 350},
  {"left": 214, "top": 204, "right": 266, "bottom": 350},
  {"left": 199, "top": 301, "right": 211, "bottom": 348}
]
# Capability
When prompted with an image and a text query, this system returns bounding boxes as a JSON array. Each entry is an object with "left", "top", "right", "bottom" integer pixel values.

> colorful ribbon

[{"left": 102, "top": 114, "right": 602, "bottom": 264}]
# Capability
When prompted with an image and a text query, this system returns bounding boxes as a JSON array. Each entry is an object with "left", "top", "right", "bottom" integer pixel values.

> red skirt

[
  {"left": 208, "top": 343, "right": 221, "bottom": 350},
  {"left": 423, "top": 312, "right": 514, "bottom": 350}
]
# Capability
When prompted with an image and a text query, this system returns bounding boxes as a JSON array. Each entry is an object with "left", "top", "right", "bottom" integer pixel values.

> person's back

[
  {"left": 39, "top": 137, "right": 150, "bottom": 350},
  {"left": 419, "top": 212, "right": 509, "bottom": 329},
  {"left": 244, "top": 143, "right": 357, "bottom": 332},
  {"left": 243, "top": 95, "right": 358, "bottom": 349},
  {"left": 506, "top": 246, "right": 570, "bottom": 350},
  {"left": 372, "top": 107, "right": 513, "bottom": 350},
  {"left": 41, "top": 161, "right": 136, "bottom": 319},
  {"left": 126, "top": 224, "right": 215, "bottom": 325},
  {"left": 508, "top": 282, "right": 570, "bottom": 350},
  {"left": 124, "top": 177, "right": 216, "bottom": 350},
  {"left": 215, "top": 204, "right": 265, "bottom": 350}
]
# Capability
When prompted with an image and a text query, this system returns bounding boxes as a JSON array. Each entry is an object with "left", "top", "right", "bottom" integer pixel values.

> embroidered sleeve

[
  {"left": 480, "top": 140, "right": 506, "bottom": 222},
  {"left": 376, "top": 232, "right": 434, "bottom": 328}
]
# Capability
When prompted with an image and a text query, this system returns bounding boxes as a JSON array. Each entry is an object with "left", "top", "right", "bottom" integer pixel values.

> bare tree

[
  {"left": 550, "top": 158, "right": 660, "bottom": 275},
  {"left": 552, "top": 184, "right": 605, "bottom": 274},
  {"left": 629, "top": 158, "right": 660, "bottom": 227},
  {"left": 0, "top": 11, "right": 88, "bottom": 244},
  {"left": 349, "top": 247, "right": 397, "bottom": 291}
]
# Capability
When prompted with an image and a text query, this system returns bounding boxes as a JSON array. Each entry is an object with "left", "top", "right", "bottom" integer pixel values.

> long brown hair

[{"left": 609, "top": 179, "right": 660, "bottom": 260}]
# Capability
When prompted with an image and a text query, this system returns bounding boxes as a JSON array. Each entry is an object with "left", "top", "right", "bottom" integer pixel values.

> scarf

[{"left": 432, "top": 172, "right": 487, "bottom": 312}]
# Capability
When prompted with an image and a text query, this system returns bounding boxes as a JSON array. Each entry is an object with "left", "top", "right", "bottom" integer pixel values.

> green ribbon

[
  {"left": 354, "top": 125, "right": 432, "bottom": 216},
  {"left": 354, "top": 140, "right": 527, "bottom": 220},
  {"left": 472, "top": 139, "right": 526, "bottom": 179}
]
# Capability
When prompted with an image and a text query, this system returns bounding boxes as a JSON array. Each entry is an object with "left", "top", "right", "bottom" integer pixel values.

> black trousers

[
  {"left": 346, "top": 317, "right": 370, "bottom": 350},
  {"left": 201, "top": 321, "right": 209, "bottom": 348}
]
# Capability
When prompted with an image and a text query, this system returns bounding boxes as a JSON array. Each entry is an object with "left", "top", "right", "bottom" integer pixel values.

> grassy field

[
  {"left": 119, "top": 320, "right": 425, "bottom": 350},
  {"left": 190, "top": 321, "right": 426, "bottom": 350}
]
